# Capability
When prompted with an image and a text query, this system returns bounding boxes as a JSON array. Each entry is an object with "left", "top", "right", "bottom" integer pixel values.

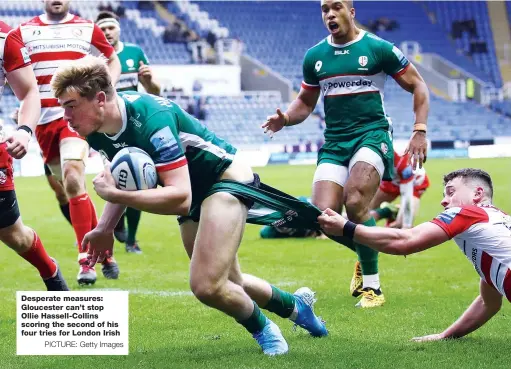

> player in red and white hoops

[
  {"left": 12, "top": 0, "right": 121, "bottom": 285},
  {"left": 369, "top": 151, "right": 430, "bottom": 229},
  {"left": 319, "top": 168, "right": 511, "bottom": 341},
  {"left": 0, "top": 20, "right": 68, "bottom": 290}
]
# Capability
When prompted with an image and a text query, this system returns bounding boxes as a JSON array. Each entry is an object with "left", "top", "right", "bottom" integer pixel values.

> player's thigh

[
  {"left": 345, "top": 147, "right": 383, "bottom": 207},
  {"left": 312, "top": 162, "right": 346, "bottom": 212},
  {"left": 179, "top": 219, "right": 199, "bottom": 259},
  {"left": 369, "top": 188, "right": 398, "bottom": 209},
  {"left": 190, "top": 191, "right": 247, "bottom": 285}
]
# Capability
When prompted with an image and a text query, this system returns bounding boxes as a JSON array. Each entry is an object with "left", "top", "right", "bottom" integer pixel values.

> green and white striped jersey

[
  {"left": 116, "top": 41, "right": 149, "bottom": 92},
  {"left": 302, "top": 30, "right": 410, "bottom": 141}
]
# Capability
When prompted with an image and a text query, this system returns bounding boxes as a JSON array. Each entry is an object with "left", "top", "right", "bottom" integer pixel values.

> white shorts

[{"left": 313, "top": 147, "right": 384, "bottom": 187}]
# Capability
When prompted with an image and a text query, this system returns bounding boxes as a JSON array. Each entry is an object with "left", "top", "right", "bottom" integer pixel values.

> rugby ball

[{"left": 110, "top": 147, "right": 158, "bottom": 191}]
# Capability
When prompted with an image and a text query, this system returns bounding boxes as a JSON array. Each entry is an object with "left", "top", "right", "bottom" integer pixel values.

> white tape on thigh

[
  {"left": 348, "top": 147, "right": 384, "bottom": 181},
  {"left": 313, "top": 163, "right": 349, "bottom": 187},
  {"left": 60, "top": 137, "right": 88, "bottom": 163}
]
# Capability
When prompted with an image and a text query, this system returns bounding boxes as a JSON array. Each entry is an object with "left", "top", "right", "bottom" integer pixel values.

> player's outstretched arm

[
  {"left": 262, "top": 87, "right": 320, "bottom": 135},
  {"left": 318, "top": 208, "right": 448, "bottom": 255},
  {"left": 412, "top": 280, "right": 503, "bottom": 342}
]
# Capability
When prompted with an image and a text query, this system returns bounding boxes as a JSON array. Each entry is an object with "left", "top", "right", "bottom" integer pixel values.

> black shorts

[
  {"left": 0, "top": 190, "right": 20, "bottom": 229},
  {"left": 177, "top": 173, "right": 261, "bottom": 225}
]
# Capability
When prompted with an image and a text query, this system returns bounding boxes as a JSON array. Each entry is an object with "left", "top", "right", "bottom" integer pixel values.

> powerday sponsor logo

[{"left": 321, "top": 77, "right": 374, "bottom": 96}]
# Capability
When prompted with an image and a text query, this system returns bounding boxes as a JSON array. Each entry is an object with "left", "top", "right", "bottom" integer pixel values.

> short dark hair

[
  {"left": 95, "top": 11, "right": 119, "bottom": 23},
  {"left": 443, "top": 168, "right": 493, "bottom": 199}
]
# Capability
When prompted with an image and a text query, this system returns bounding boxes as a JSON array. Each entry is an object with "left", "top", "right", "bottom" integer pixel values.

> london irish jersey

[
  {"left": 116, "top": 41, "right": 149, "bottom": 92},
  {"left": 302, "top": 30, "right": 410, "bottom": 141},
  {"left": 86, "top": 92, "right": 236, "bottom": 188}
]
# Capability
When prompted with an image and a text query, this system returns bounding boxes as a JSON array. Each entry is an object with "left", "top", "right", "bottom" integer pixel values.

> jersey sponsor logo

[
  {"left": 20, "top": 47, "right": 31, "bottom": 64},
  {"left": 0, "top": 169, "right": 6, "bottom": 185},
  {"left": 315, "top": 60, "right": 322, "bottom": 72},
  {"left": 113, "top": 142, "right": 128, "bottom": 149},
  {"left": 358, "top": 56, "right": 368, "bottom": 67},
  {"left": 334, "top": 50, "right": 349, "bottom": 55},
  {"left": 116, "top": 73, "right": 138, "bottom": 90},
  {"left": 322, "top": 78, "right": 373, "bottom": 94},
  {"left": 150, "top": 126, "right": 180, "bottom": 161},
  {"left": 436, "top": 207, "right": 462, "bottom": 225},
  {"left": 26, "top": 40, "right": 91, "bottom": 54}
]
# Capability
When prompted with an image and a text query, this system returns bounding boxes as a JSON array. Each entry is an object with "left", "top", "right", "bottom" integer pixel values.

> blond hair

[{"left": 51, "top": 55, "right": 115, "bottom": 100}]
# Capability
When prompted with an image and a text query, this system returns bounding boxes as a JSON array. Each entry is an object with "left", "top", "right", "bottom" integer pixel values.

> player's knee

[
  {"left": 190, "top": 278, "right": 223, "bottom": 305},
  {"left": 344, "top": 191, "right": 369, "bottom": 222},
  {"left": 0, "top": 225, "right": 33, "bottom": 253},
  {"left": 62, "top": 162, "right": 85, "bottom": 197}
]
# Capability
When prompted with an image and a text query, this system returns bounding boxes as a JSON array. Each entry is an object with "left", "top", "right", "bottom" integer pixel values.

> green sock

[
  {"left": 238, "top": 302, "right": 268, "bottom": 334},
  {"left": 374, "top": 206, "right": 392, "bottom": 219},
  {"left": 354, "top": 217, "right": 379, "bottom": 275},
  {"left": 263, "top": 286, "right": 297, "bottom": 319},
  {"left": 126, "top": 207, "right": 142, "bottom": 244}
]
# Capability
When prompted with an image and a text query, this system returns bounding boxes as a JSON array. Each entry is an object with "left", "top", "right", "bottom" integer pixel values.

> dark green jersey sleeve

[
  {"left": 301, "top": 48, "right": 320, "bottom": 89},
  {"left": 144, "top": 110, "right": 187, "bottom": 172},
  {"left": 380, "top": 41, "right": 410, "bottom": 77}
]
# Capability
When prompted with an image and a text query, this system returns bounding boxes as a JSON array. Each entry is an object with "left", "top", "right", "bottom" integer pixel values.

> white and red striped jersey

[
  {"left": 0, "top": 20, "right": 31, "bottom": 100},
  {"left": 431, "top": 204, "right": 511, "bottom": 301},
  {"left": 13, "top": 13, "right": 114, "bottom": 125}
]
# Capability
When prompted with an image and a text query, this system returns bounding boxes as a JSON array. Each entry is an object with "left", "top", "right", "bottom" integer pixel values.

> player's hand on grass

[
  {"left": 82, "top": 228, "right": 114, "bottom": 267},
  {"left": 317, "top": 208, "right": 347, "bottom": 236},
  {"left": 4, "top": 129, "right": 30, "bottom": 159},
  {"left": 93, "top": 164, "right": 118, "bottom": 202},
  {"left": 262, "top": 108, "right": 288, "bottom": 137},
  {"left": 405, "top": 130, "right": 427, "bottom": 170},
  {"left": 411, "top": 333, "right": 445, "bottom": 342}
]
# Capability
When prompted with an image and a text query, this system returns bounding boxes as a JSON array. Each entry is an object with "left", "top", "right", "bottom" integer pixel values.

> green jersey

[
  {"left": 86, "top": 92, "right": 237, "bottom": 198},
  {"left": 302, "top": 30, "right": 410, "bottom": 141},
  {"left": 116, "top": 41, "right": 149, "bottom": 92}
]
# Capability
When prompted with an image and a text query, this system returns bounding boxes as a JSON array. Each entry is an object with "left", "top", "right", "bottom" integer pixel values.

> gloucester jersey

[
  {"left": 13, "top": 13, "right": 114, "bottom": 125},
  {"left": 431, "top": 205, "right": 511, "bottom": 301}
]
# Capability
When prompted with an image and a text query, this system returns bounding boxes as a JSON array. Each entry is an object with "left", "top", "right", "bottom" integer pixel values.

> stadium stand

[
  {"left": 424, "top": 0, "right": 502, "bottom": 87},
  {"left": 0, "top": 0, "right": 510, "bottom": 148}
]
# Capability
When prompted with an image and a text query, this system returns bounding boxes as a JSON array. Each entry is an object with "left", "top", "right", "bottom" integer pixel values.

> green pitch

[{"left": 1, "top": 158, "right": 510, "bottom": 368}]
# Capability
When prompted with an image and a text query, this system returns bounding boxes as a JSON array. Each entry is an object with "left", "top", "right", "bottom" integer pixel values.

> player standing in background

[
  {"left": 0, "top": 20, "right": 68, "bottom": 291},
  {"left": 263, "top": 0, "right": 429, "bottom": 308},
  {"left": 12, "top": 0, "right": 122, "bottom": 286},
  {"left": 369, "top": 150, "right": 430, "bottom": 229},
  {"left": 52, "top": 55, "right": 328, "bottom": 356},
  {"left": 96, "top": 10, "right": 161, "bottom": 254},
  {"left": 319, "top": 168, "right": 511, "bottom": 342}
]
